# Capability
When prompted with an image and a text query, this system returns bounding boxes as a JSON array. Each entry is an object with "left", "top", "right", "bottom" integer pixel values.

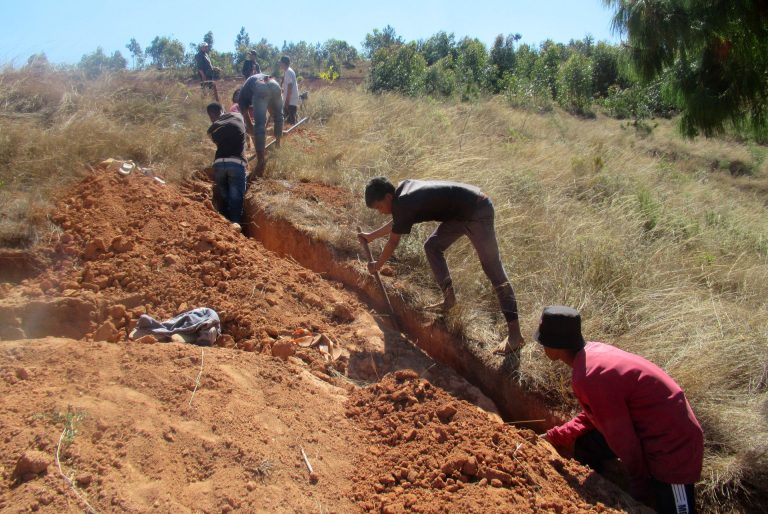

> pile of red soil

[
  {"left": 1, "top": 170, "right": 374, "bottom": 380},
  {"left": 346, "top": 371, "right": 643, "bottom": 514},
  {"left": 0, "top": 169, "right": 643, "bottom": 512}
]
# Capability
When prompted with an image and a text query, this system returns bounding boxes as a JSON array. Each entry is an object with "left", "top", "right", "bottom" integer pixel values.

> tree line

[
  {"left": 20, "top": 0, "right": 768, "bottom": 140},
  {"left": 366, "top": 25, "right": 675, "bottom": 125}
]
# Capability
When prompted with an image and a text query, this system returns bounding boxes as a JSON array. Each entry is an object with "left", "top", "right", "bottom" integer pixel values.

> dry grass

[
  {"left": 272, "top": 89, "right": 768, "bottom": 512},
  {"left": 0, "top": 69, "right": 215, "bottom": 246}
]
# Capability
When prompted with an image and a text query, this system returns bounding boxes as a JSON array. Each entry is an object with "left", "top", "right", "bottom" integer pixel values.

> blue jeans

[{"left": 212, "top": 162, "right": 246, "bottom": 223}]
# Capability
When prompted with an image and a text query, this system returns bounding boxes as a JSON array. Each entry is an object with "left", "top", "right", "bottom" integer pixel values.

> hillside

[{"left": 0, "top": 70, "right": 767, "bottom": 512}]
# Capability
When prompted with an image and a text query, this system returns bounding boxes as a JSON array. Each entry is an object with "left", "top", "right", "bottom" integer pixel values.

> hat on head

[
  {"left": 199, "top": 42, "right": 209, "bottom": 49},
  {"left": 248, "top": 49, "right": 257, "bottom": 56},
  {"left": 534, "top": 306, "right": 586, "bottom": 350}
]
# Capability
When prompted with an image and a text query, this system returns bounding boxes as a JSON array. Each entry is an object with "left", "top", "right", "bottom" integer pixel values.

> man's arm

[
  {"left": 360, "top": 220, "right": 393, "bottom": 242},
  {"left": 545, "top": 411, "right": 595, "bottom": 449},
  {"left": 238, "top": 81, "right": 254, "bottom": 133},
  {"left": 368, "top": 232, "right": 401, "bottom": 273}
]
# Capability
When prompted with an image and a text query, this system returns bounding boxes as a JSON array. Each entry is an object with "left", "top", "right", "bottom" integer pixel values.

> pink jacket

[{"left": 546, "top": 342, "right": 703, "bottom": 490}]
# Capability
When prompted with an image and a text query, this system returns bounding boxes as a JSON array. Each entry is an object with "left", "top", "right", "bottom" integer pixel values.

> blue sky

[{"left": 1, "top": 0, "right": 619, "bottom": 65}]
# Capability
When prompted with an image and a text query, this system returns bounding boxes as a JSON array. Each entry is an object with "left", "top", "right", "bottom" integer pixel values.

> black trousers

[
  {"left": 284, "top": 104, "right": 298, "bottom": 125},
  {"left": 574, "top": 430, "right": 696, "bottom": 514}
]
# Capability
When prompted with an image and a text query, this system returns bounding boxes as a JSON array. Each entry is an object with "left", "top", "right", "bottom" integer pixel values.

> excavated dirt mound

[
  {"left": 346, "top": 371, "right": 642, "bottom": 514},
  {"left": 0, "top": 169, "right": 644, "bottom": 512},
  {"left": 0, "top": 338, "right": 361, "bottom": 512}
]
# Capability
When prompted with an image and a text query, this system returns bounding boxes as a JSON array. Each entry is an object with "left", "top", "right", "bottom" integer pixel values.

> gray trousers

[
  {"left": 423, "top": 199, "right": 519, "bottom": 322},
  {"left": 251, "top": 80, "right": 283, "bottom": 152}
]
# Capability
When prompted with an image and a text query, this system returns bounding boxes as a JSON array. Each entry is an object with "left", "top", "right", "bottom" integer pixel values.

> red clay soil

[
  {"left": 0, "top": 337, "right": 361, "bottom": 513},
  {"left": 0, "top": 169, "right": 644, "bottom": 512},
  {"left": 347, "top": 371, "right": 641, "bottom": 514}
]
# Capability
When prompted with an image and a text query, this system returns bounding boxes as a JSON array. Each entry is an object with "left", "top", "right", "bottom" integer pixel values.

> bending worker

[
  {"left": 238, "top": 67, "right": 283, "bottom": 178},
  {"left": 359, "top": 177, "right": 524, "bottom": 353},
  {"left": 537, "top": 306, "right": 704, "bottom": 514},
  {"left": 205, "top": 102, "right": 247, "bottom": 227}
]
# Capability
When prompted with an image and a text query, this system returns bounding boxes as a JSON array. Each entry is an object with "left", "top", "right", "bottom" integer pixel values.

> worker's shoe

[{"left": 494, "top": 319, "right": 526, "bottom": 356}]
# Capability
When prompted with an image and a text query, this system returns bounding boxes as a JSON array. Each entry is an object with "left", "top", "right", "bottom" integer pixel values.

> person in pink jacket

[{"left": 537, "top": 305, "right": 703, "bottom": 514}]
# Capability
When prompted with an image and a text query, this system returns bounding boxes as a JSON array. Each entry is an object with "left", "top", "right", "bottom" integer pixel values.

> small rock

[
  {"left": 331, "top": 302, "right": 356, "bottom": 323},
  {"left": 309, "top": 472, "right": 319, "bottom": 484},
  {"left": 462, "top": 456, "right": 478, "bottom": 476},
  {"left": 83, "top": 238, "right": 107, "bottom": 260},
  {"left": 163, "top": 254, "right": 180, "bottom": 266},
  {"left": 202, "top": 275, "right": 217, "bottom": 287},
  {"left": 246, "top": 481, "right": 256, "bottom": 492},
  {"left": 271, "top": 340, "right": 295, "bottom": 360},
  {"left": 135, "top": 335, "right": 158, "bottom": 345},
  {"left": 108, "top": 304, "right": 127, "bottom": 320},
  {"left": 15, "top": 368, "right": 30, "bottom": 380},
  {"left": 163, "top": 432, "right": 175, "bottom": 443},
  {"left": 216, "top": 334, "right": 235, "bottom": 348},
  {"left": 490, "top": 478, "right": 503, "bottom": 488},
  {"left": 430, "top": 476, "right": 445, "bottom": 490},
  {"left": 111, "top": 236, "right": 134, "bottom": 254},
  {"left": 436, "top": 403, "right": 458, "bottom": 423},
  {"left": 13, "top": 451, "right": 50, "bottom": 481},
  {"left": 93, "top": 321, "right": 118, "bottom": 342},
  {"left": 394, "top": 369, "right": 419, "bottom": 382},
  {"left": 75, "top": 473, "right": 92, "bottom": 487}
]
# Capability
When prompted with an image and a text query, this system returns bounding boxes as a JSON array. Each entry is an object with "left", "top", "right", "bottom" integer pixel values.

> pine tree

[{"left": 604, "top": 0, "right": 768, "bottom": 138}]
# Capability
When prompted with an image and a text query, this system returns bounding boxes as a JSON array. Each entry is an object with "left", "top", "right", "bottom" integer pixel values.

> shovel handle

[{"left": 356, "top": 226, "right": 398, "bottom": 330}]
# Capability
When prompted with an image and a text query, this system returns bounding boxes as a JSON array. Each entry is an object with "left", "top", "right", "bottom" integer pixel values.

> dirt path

[{"left": 0, "top": 170, "right": 645, "bottom": 512}]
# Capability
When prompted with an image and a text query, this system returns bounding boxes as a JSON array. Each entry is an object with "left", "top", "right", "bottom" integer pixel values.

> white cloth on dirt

[{"left": 131, "top": 307, "right": 221, "bottom": 346}]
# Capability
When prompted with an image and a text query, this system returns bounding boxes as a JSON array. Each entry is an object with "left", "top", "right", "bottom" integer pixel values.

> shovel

[{"left": 357, "top": 226, "right": 398, "bottom": 331}]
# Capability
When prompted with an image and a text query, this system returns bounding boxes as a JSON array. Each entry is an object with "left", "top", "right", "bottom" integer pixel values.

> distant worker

[
  {"left": 195, "top": 42, "right": 220, "bottom": 102},
  {"left": 279, "top": 56, "right": 300, "bottom": 125},
  {"left": 536, "top": 306, "right": 703, "bottom": 514},
  {"left": 205, "top": 102, "right": 247, "bottom": 227},
  {"left": 359, "top": 177, "right": 524, "bottom": 353},
  {"left": 242, "top": 49, "right": 259, "bottom": 78},
  {"left": 238, "top": 70, "right": 283, "bottom": 178}
]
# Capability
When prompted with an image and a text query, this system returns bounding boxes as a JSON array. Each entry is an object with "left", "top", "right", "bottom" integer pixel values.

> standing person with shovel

[{"left": 358, "top": 177, "right": 524, "bottom": 354}]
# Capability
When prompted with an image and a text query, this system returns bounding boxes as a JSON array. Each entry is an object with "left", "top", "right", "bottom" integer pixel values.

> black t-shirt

[
  {"left": 242, "top": 60, "right": 254, "bottom": 78},
  {"left": 207, "top": 112, "right": 246, "bottom": 161},
  {"left": 391, "top": 180, "right": 484, "bottom": 234}
]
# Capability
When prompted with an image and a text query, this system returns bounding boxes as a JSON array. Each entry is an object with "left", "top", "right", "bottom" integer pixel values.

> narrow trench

[{"left": 243, "top": 198, "right": 563, "bottom": 432}]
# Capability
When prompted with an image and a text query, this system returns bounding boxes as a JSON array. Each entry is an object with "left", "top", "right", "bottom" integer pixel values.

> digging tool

[
  {"left": 247, "top": 117, "right": 309, "bottom": 160},
  {"left": 357, "top": 226, "right": 399, "bottom": 330}
]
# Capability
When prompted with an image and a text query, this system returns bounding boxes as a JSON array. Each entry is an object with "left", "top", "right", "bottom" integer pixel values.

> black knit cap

[{"left": 534, "top": 306, "right": 586, "bottom": 350}]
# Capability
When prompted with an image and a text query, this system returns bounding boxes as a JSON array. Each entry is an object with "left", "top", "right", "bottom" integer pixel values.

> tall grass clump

[{"left": 272, "top": 88, "right": 768, "bottom": 513}]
